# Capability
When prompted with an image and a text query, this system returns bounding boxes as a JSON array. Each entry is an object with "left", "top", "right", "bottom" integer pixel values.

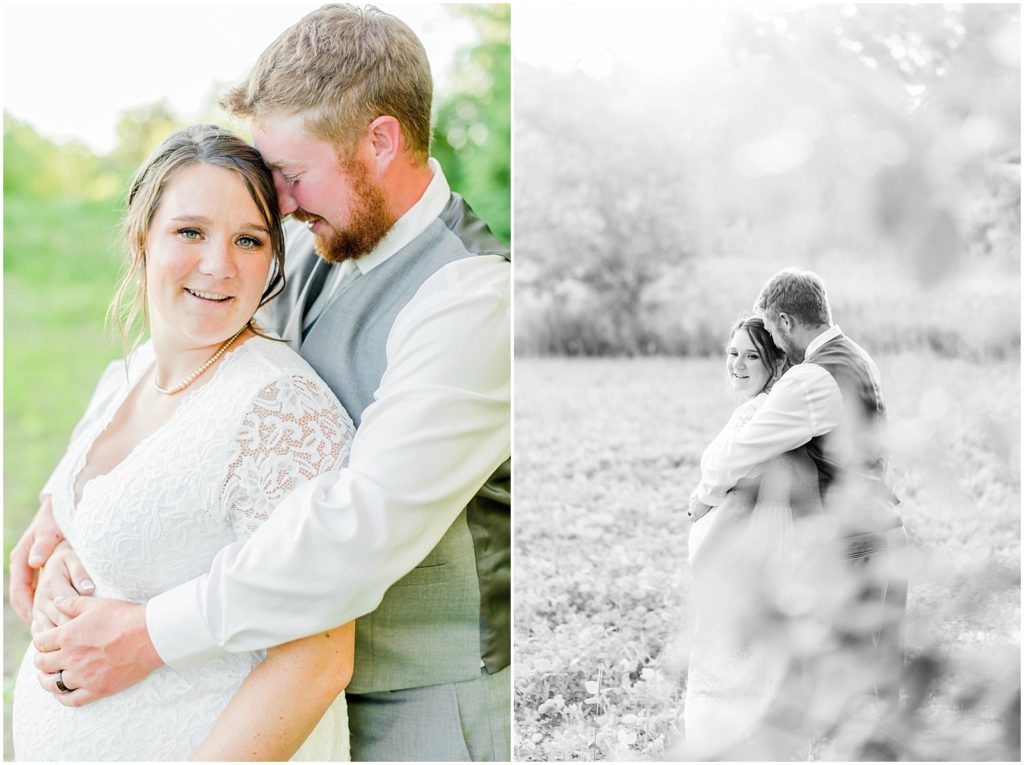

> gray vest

[
  {"left": 806, "top": 335, "right": 902, "bottom": 535},
  {"left": 284, "top": 194, "right": 510, "bottom": 693}
]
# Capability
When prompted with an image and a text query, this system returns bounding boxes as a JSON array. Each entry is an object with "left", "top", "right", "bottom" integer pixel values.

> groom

[
  {"left": 16, "top": 5, "right": 510, "bottom": 760},
  {"left": 689, "top": 268, "right": 907, "bottom": 699}
]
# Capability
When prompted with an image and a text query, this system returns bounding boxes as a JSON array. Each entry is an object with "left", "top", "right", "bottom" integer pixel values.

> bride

[
  {"left": 683, "top": 316, "right": 821, "bottom": 758},
  {"left": 11, "top": 125, "right": 354, "bottom": 761}
]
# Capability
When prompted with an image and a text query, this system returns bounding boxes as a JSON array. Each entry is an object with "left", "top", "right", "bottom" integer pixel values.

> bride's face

[
  {"left": 144, "top": 163, "right": 273, "bottom": 353},
  {"left": 726, "top": 329, "right": 771, "bottom": 398}
]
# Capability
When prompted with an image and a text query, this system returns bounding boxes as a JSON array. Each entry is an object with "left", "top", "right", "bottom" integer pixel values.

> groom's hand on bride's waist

[
  {"left": 32, "top": 596, "right": 164, "bottom": 707},
  {"left": 688, "top": 494, "right": 713, "bottom": 523}
]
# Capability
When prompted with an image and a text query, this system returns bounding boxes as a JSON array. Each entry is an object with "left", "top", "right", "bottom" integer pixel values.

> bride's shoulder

[
  {"left": 235, "top": 336, "right": 349, "bottom": 418},
  {"left": 736, "top": 391, "right": 768, "bottom": 414},
  {"left": 731, "top": 392, "right": 768, "bottom": 426},
  {"left": 238, "top": 336, "right": 321, "bottom": 385}
]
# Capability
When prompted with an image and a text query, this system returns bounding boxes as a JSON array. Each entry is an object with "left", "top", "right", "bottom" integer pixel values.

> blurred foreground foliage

[
  {"left": 516, "top": 4, "right": 1020, "bottom": 357},
  {"left": 514, "top": 355, "right": 1020, "bottom": 761}
]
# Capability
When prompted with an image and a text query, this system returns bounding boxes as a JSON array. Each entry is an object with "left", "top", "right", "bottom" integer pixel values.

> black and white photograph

[{"left": 515, "top": 3, "right": 1020, "bottom": 761}]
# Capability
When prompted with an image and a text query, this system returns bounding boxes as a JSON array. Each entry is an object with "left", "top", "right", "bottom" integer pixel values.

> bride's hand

[
  {"left": 31, "top": 541, "right": 95, "bottom": 637},
  {"left": 9, "top": 496, "right": 64, "bottom": 625}
]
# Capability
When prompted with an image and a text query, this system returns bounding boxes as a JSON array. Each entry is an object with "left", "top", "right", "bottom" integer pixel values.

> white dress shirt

[
  {"left": 299, "top": 158, "right": 454, "bottom": 338},
  {"left": 142, "top": 161, "right": 511, "bottom": 667},
  {"left": 694, "top": 326, "right": 846, "bottom": 506}
]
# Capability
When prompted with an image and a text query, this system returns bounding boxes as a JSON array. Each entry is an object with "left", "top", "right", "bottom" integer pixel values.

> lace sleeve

[
  {"left": 730, "top": 393, "right": 769, "bottom": 478},
  {"left": 701, "top": 393, "right": 769, "bottom": 475},
  {"left": 221, "top": 374, "right": 355, "bottom": 540},
  {"left": 731, "top": 393, "right": 766, "bottom": 430}
]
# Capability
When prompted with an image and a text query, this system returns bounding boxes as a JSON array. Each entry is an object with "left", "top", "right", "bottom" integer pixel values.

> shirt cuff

[
  {"left": 145, "top": 579, "right": 229, "bottom": 670},
  {"left": 695, "top": 483, "right": 725, "bottom": 507}
]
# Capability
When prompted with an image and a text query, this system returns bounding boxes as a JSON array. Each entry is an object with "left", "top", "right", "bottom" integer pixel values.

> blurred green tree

[
  {"left": 515, "top": 4, "right": 1019, "bottom": 356},
  {"left": 725, "top": 4, "right": 1020, "bottom": 282},
  {"left": 108, "top": 98, "right": 184, "bottom": 175},
  {"left": 432, "top": 4, "right": 511, "bottom": 245},
  {"left": 3, "top": 113, "right": 114, "bottom": 199}
]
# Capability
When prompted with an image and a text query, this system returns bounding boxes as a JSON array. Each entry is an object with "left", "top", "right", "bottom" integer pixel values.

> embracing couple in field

[
  {"left": 9, "top": 4, "right": 510, "bottom": 761},
  {"left": 683, "top": 269, "right": 909, "bottom": 759}
]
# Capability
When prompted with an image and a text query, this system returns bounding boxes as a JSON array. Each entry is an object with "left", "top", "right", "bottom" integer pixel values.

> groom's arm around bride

[{"left": 688, "top": 268, "right": 907, "bottom": 707}]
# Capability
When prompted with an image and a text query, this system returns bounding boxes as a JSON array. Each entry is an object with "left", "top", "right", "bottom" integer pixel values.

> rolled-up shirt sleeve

[
  {"left": 695, "top": 363, "right": 843, "bottom": 506},
  {"left": 146, "top": 255, "right": 510, "bottom": 668}
]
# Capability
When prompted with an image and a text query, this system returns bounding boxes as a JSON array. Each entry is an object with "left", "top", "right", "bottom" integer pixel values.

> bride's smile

[{"left": 184, "top": 287, "right": 233, "bottom": 302}]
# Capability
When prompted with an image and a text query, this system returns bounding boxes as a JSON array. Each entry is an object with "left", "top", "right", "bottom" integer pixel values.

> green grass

[
  {"left": 4, "top": 192, "right": 125, "bottom": 557},
  {"left": 514, "top": 355, "right": 1020, "bottom": 761},
  {"left": 3, "top": 191, "right": 126, "bottom": 759}
]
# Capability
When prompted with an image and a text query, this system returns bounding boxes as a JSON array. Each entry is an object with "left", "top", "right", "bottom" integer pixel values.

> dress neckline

[{"left": 69, "top": 337, "right": 258, "bottom": 512}]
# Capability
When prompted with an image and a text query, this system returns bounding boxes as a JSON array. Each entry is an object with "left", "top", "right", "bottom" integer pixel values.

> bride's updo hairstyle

[
  {"left": 727, "top": 315, "right": 789, "bottom": 395},
  {"left": 109, "top": 124, "right": 286, "bottom": 357}
]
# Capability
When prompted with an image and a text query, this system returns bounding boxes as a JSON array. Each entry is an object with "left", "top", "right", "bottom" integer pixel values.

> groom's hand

[
  {"left": 32, "top": 596, "right": 164, "bottom": 707},
  {"left": 688, "top": 494, "right": 713, "bottom": 523}
]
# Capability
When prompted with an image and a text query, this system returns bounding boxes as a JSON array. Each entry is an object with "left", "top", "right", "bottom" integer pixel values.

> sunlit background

[
  {"left": 5, "top": 3, "right": 471, "bottom": 153},
  {"left": 2, "top": 3, "right": 509, "bottom": 757},
  {"left": 514, "top": 3, "right": 1020, "bottom": 761},
  {"left": 3, "top": 2, "right": 510, "bottom": 241}
]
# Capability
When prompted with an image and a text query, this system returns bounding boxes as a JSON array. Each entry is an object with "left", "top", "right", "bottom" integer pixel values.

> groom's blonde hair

[
  {"left": 222, "top": 4, "right": 433, "bottom": 162},
  {"left": 755, "top": 268, "right": 832, "bottom": 328}
]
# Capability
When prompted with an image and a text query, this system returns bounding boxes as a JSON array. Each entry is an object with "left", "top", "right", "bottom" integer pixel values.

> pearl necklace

[{"left": 153, "top": 326, "right": 247, "bottom": 395}]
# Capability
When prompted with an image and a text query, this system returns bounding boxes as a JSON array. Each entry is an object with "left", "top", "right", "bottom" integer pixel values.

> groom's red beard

[
  {"left": 782, "top": 338, "right": 805, "bottom": 365},
  {"left": 297, "top": 161, "right": 396, "bottom": 265},
  {"left": 774, "top": 328, "right": 804, "bottom": 365}
]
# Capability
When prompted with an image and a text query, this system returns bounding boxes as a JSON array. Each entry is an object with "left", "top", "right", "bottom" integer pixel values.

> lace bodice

[{"left": 13, "top": 336, "right": 354, "bottom": 761}]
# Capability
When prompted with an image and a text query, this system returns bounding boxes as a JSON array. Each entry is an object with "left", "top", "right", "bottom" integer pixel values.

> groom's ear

[{"left": 366, "top": 115, "right": 401, "bottom": 173}]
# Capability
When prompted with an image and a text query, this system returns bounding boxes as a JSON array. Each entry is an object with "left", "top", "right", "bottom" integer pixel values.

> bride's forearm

[{"left": 192, "top": 622, "right": 354, "bottom": 761}]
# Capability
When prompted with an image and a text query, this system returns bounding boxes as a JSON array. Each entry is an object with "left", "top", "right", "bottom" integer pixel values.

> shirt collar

[
  {"left": 353, "top": 157, "right": 450, "bottom": 276},
  {"left": 804, "top": 324, "right": 844, "bottom": 359}
]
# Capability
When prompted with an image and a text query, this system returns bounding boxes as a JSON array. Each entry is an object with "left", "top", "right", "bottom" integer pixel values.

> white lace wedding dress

[
  {"left": 683, "top": 392, "right": 810, "bottom": 757},
  {"left": 13, "top": 336, "right": 354, "bottom": 761}
]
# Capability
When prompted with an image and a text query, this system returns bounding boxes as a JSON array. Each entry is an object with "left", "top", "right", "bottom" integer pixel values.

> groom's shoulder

[
  {"left": 814, "top": 333, "right": 877, "bottom": 365},
  {"left": 437, "top": 192, "right": 510, "bottom": 262},
  {"left": 806, "top": 334, "right": 884, "bottom": 389}
]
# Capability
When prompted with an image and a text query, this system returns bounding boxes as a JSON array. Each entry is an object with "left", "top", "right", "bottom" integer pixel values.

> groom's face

[{"left": 252, "top": 113, "right": 396, "bottom": 264}]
